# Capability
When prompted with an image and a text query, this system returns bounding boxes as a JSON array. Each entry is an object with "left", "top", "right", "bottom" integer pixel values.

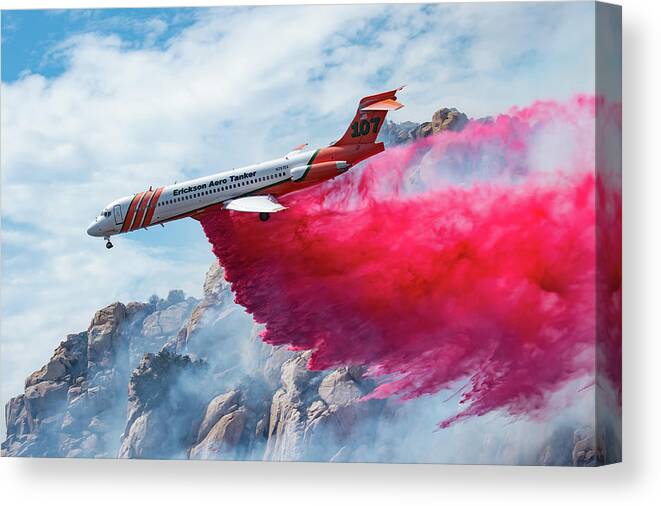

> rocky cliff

[
  {"left": 3, "top": 292, "right": 197, "bottom": 458},
  {"left": 3, "top": 261, "right": 389, "bottom": 461},
  {"left": 2, "top": 111, "right": 598, "bottom": 464}
]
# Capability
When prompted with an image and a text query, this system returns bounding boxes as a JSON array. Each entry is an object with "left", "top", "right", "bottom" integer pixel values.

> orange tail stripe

[
  {"left": 130, "top": 190, "right": 153, "bottom": 231},
  {"left": 142, "top": 187, "right": 164, "bottom": 227},
  {"left": 121, "top": 192, "right": 144, "bottom": 234}
]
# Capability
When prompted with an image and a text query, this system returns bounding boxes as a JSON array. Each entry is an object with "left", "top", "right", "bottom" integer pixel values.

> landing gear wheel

[
  {"left": 105, "top": 241, "right": 114, "bottom": 249},
  {"left": 259, "top": 212, "right": 270, "bottom": 222}
]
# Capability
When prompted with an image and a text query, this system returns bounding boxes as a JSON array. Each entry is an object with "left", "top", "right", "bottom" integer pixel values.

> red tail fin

[{"left": 333, "top": 87, "right": 404, "bottom": 146}]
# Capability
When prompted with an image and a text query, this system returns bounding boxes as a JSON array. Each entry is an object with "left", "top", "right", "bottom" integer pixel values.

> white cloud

[{"left": 1, "top": 3, "right": 595, "bottom": 416}]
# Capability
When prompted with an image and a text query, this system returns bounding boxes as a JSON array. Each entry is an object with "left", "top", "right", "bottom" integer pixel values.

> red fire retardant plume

[{"left": 200, "top": 96, "right": 621, "bottom": 428}]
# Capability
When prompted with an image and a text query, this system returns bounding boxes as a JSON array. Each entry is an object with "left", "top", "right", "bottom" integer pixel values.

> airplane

[{"left": 87, "top": 87, "right": 404, "bottom": 249}]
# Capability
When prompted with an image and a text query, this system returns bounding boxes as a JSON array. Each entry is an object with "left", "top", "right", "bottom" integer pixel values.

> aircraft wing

[{"left": 223, "top": 195, "right": 286, "bottom": 213}]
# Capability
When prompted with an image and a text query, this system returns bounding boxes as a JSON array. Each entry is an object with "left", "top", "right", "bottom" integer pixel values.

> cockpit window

[{"left": 101, "top": 210, "right": 111, "bottom": 218}]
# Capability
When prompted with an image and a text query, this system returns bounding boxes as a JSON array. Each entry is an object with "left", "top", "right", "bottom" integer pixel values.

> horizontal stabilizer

[
  {"left": 224, "top": 195, "right": 286, "bottom": 213},
  {"left": 361, "top": 98, "right": 404, "bottom": 111},
  {"left": 285, "top": 143, "right": 309, "bottom": 158}
]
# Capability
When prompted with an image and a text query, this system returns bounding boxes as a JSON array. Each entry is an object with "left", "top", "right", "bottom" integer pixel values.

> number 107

[{"left": 350, "top": 117, "right": 381, "bottom": 137}]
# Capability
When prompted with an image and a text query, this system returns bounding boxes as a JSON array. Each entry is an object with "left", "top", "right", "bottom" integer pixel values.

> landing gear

[
  {"left": 104, "top": 236, "right": 113, "bottom": 249},
  {"left": 259, "top": 212, "right": 270, "bottom": 222}
]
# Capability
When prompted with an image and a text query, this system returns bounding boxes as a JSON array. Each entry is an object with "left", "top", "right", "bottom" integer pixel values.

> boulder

[
  {"left": 25, "top": 332, "right": 87, "bottom": 387},
  {"left": 203, "top": 261, "right": 227, "bottom": 299},
  {"left": 5, "top": 395, "right": 30, "bottom": 438},
  {"left": 196, "top": 390, "right": 241, "bottom": 442},
  {"left": 264, "top": 387, "right": 307, "bottom": 461},
  {"left": 190, "top": 408, "right": 248, "bottom": 460},
  {"left": 280, "top": 352, "right": 314, "bottom": 395},
  {"left": 431, "top": 107, "right": 469, "bottom": 133},
  {"left": 318, "top": 369, "right": 363, "bottom": 407},
  {"left": 142, "top": 302, "right": 194, "bottom": 340},
  {"left": 87, "top": 302, "right": 127, "bottom": 367},
  {"left": 24, "top": 380, "right": 69, "bottom": 418},
  {"left": 118, "top": 412, "right": 161, "bottom": 458}
]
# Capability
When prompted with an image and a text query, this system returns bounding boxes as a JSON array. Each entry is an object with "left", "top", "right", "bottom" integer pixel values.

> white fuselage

[
  {"left": 153, "top": 154, "right": 301, "bottom": 223},
  {"left": 87, "top": 149, "right": 318, "bottom": 238}
]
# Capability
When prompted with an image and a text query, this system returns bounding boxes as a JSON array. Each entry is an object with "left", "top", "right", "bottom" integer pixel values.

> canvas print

[{"left": 1, "top": 2, "right": 621, "bottom": 465}]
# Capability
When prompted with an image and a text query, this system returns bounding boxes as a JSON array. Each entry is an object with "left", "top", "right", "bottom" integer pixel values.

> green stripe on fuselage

[
  {"left": 296, "top": 148, "right": 320, "bottom": 182},
  {"left": 308, "top": 148, "right": 320, "bottom": 165}
]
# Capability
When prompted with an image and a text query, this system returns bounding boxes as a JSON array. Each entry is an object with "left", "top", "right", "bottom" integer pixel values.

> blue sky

[
  {"left": 2, "top": 8, "right": 200, "bottom": 81},
  {"left": 0, "top": 2, "right": 596, "bottom": 426}
]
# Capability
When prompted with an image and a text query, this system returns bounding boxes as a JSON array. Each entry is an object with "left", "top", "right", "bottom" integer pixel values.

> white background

[{"left": 1, "top": 0, "right": 658, "bottom": 505}]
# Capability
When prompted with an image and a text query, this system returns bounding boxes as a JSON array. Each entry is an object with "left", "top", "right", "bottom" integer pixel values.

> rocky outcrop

[
  {"left": 264, "top": 355, "right": 384, "bottom": 462},
  {"left": 431, "top": 107, "right": 469, "bottom": 134},
  {"left": 190, "top": 408, "right": 248, "bottom": 460},
  {"left": 380, "top": 107, "right": 469, "bottom": 146},
  {"left": 119, "top": 351, "right": 208, "bottom": 459},
  {"left": 189, "top": 390, "right": 248, "bottom": 460},
  {"left": 130, "top": 296, "right": 197, "bottom": 369},
  {"left": 3, "top": 332, "right": 87, "bottom": 457},
  {"left": 3, "top": 292, "right": 197, "bottom": 458}
]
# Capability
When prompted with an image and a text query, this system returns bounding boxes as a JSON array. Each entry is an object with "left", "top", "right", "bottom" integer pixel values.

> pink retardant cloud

[{"left": 200, "top": 96, "right": 621, "bottom": 428}]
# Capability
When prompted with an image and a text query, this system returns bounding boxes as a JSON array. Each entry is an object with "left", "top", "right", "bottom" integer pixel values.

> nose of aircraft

[{"left": 87, "top": 220, "right": 102, "bottom": 237}]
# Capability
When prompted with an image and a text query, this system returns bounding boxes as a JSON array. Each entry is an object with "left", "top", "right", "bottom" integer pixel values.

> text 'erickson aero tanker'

[{"left": 87, "top": 88, "right": 404, "bottom": 248}]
